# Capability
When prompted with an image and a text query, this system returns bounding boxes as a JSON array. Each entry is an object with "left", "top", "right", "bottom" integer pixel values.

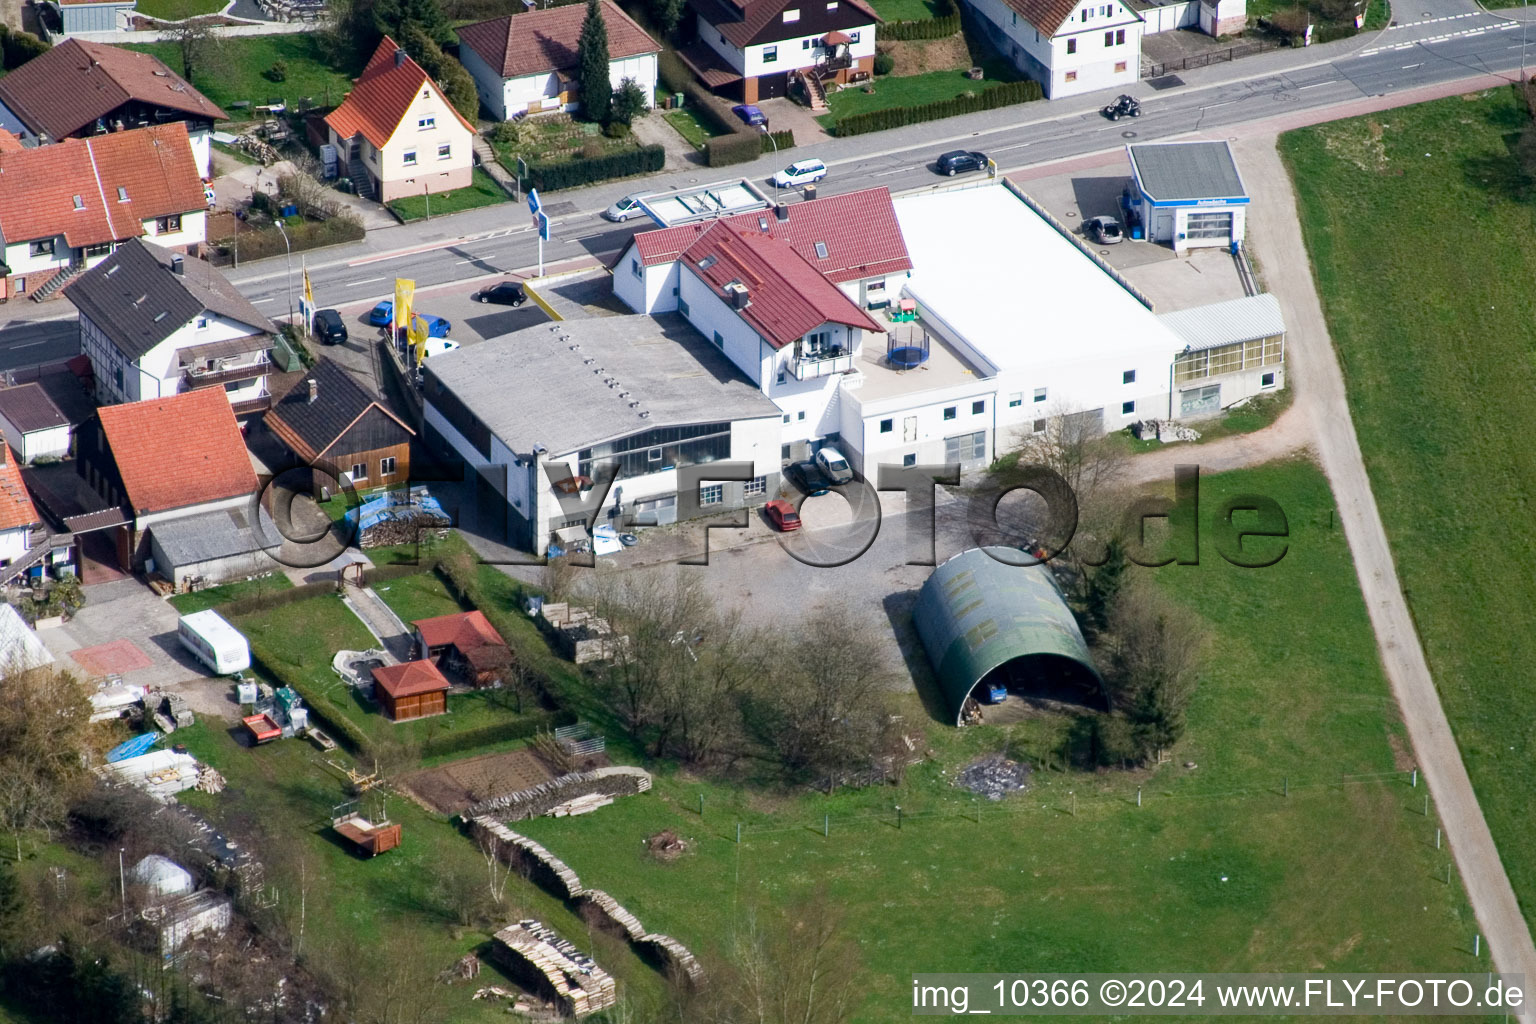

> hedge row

[
  {"left": 214, "top": 215, "right": 365, "bottom": 263},
  {"left": 419, "top": 710, "right": 577, "bottom": 759},
  {"left": 831, "top": 79, "right": 1043, "bottom": 136},
  {"left": 763, "top": 129, "right": 796, "bottom": 153},
  {"left": 522, "top": 144, "right": 665, "bottom": 191},
  {"left": 706, "top": 131, "right": 763, "bottom": 167},
  {"left": 246, "top": 637, "right": 374, "bottom": 756},
  {"left": 882, "top": 13, "right": 961, "bottom": 39}
]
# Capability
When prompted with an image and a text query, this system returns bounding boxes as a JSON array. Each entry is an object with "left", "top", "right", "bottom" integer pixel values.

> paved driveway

[{"left": 37, "top": 579, "right": 202, "bottom": 689}]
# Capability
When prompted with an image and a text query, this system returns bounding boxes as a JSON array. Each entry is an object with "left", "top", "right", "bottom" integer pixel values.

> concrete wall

[{"left": 0, "top": 419, "right": 71, "bottom": 463}]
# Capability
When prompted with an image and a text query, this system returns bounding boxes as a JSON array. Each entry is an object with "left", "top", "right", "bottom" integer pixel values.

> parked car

[
  {"left": 813, "top": 446, "right": 853, "bottom": 485},
  {"left": 603, "top": 194, "right": 646, "bottom": 222},
  {"left": 772, "top": 159, "right": 828, "bottom": 189},
  {"left": 1101, "top": 94, "right": 1141, "bottom": 120},
  {"left": 785, "top": 460, "right": 834, "bottom": 497},
  {"left": 1084, "top": 215, "right": 1124, "bottom": 245},
  {"left": 475, "top": 281, "right": 527, "bottom": 306},
  {"left": 418, "top": 338, "right": 461, "bottom": 358},
  {"left": 369, "top": 301, "right": 452, "bottom": 337},
  {"left": 935, "top": 150, "right": 988, "bottom": 176},
  {"left": 765, "top": 498, "right": 801, "bottom": 531},
  {"left": 312, "top": 308, "right": 348, "bottom": 345},
  {"left": 731, "top": 103, "right": 767, "bottom": 127}
]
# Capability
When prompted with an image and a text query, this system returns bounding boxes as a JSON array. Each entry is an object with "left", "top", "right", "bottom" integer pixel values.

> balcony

[
  {"left": 182, "top": 357, "right": 269, "bottom": 390},
  {"left": 792, "top": 347, "right": 854, "bottom": 380},
  {"left": 817, "top": 53, "right": 853, "bottom": 74}
]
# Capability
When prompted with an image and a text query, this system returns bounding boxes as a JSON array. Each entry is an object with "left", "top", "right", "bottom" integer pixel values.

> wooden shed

[
  {"left": 413, "top": 610, "right": 510, "bottom": 687},
  {"left": 371, "top": 660, "right": 449, "bottom": 721},
  {"left": 333, "top": 812, "right": 403, "bottom": 857}
]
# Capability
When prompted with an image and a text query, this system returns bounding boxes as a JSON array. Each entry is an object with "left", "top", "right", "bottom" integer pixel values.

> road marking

[
  {"left": 10, "top": 340, "right": 46, "bottom": 349},
  {"left": 251, "top": 297, "right": 277, "bottom": 304},
  {"left": 345, "top": 277, "right": 386, "bottom": 286},
  {"left": 1299, "top": 80, "right": 1335, "bottom": 88},
  {"left": 1402, "top": 62, "right": 1423, "bottom": 67}
]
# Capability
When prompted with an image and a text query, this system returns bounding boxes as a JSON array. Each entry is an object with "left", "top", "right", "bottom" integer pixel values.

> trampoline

[{"left": 886, "top": 328, "right": 931, "bottom": 370}]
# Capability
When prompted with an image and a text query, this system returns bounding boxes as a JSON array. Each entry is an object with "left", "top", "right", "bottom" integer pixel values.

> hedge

[
  {"left": 419, "top": 710, "right": 578, "bottom": 759},
  {"left": 214, "top": 215, "right": 365, "bottom": 263},
  {"left": 881, "top": 13, "right": 961, "bottom": 39},
  {"left": 707, "top": 131, "right": 763, "bottom": 167},
  {"left": 762, "top": 129, "right": 795, "bottom": 153},
  {"left": 830, "top": 79, "right": 1043, "bottom": 136},
  {"left": 522, "top": 145, "right": 665, "bottom": 191}
]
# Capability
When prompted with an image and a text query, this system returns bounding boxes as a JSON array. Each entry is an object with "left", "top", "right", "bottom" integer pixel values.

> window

[
  {"left": 814, "top": 241, "right": 829, "bottom": 260},
  {"left": 1008, "top": 393, "right": 1022, "bottom": 408},
  {"left": 1065, "top": 70, "right": 1078, "bottom": 82},
  {"left": 1122, "top": 400, "right": 1135, "bottom": 415},
  {"left": 1261, "top": 371, "right": 1277, "bottom": 388},
  {"left": 195, "top": 316, "right": 211, "bottom": 330},
  {"left": 29, "top": 239, "right": 54, "bottom": 257},
  {"left": 763, "top": 45, "right": 778, "bottom": 62},
  {"left": 827, "top": 1, "right": 838, "bottom": 8},
  {"left": 422, "top": 88, "right": 431, "bottom": 99},
  {"left": 647, "top": 447, "right": 663, "bottom": 463},
  {"left": 712, "top": 331, "right": 724, "bottom": 349},
  {"left": 351, "top": 463, "right": 368, "bottom": 481},
  {"left": 797, "top": 410, "right": 805, "bottom": 421},
  {"left": 12, "top": 278, "right": 22, "bottom": 294},
  {"left": 85, "top": 242, "right": 112, "bottom": 258},
  {"left": 879, "top": 418, "right": 893, "bottom": 433},
  {"left": 1116, "top": 28, "right": 1125, "bottom": 43},
  {"left": 223, "top": 381, "right": 242, "bottom": 393},
  {"left": 403, "top": 149, "right": 418, "bottom": 166},
  {"left": 803, "top": 38, "right": 812, "bottom": 47},
  {"left": 438, "top": 143, "right": 452, "bottom": 160},
  {"left": 72, "top": 195, "right": 84, "bottom": 210},
  {"left": 721, "top": 32, "right": 728, "bottom": 43},
  {"left": 1032, "top": 419, "right": 1046, "bottom": 433},
  {"left": 631, "top": 258, "right": 642, "bottom": 279},
  {"left": 1180, "top": 384, "right": 1221, "bottom": 417},
  {"left": 942, "top": 406, "right": 956, "bottom": 421},
  {"left": 381, "top": 456, "right": 397, "bottom": 476},
  {"left": 944, "top": 430, "right": 987, "bottom": 464},
  {"left": 902, "top": 453, "right": 916, "bottom": 467},
  {"left": 155, "top": 215, "right": 182, "bottom": 233},
  {"left": 971, "top": 400, "right": 985, "bottom": 415},
  {"left": 1115, "top": 60, "right": 1128, "bottom": 72},
  {"left": 1123, "top": 369, "right": 1136, "bottom": 384},
  {"left": 700, "top": 483, "right": 724, "bottom": 505},
  {"left": 777, "top": 368, "right": 786, "bottom": 384},
  {"left": 678, "top": 297, "right": 690, "bottom": 316},
  {"left": 782, "top": 7, "right": 800, "bottom": 20},
  {"left": 783, "top": 413, "right": 791, "bottom": 424},
  {"left": 115, "top": 366, "right": 123, "bottom": 389},
  {"left": 419, "top": 116, "right": 436, "bottom": 130},
  {"left": 1081, "top": 8, "right": 1089, "bottom": 19},
  {"left": 1067, "top": 37, "right": 1077, "bottom": 53},
  {"left": 1012, "top": 11, "right": 1016, "bottom": 23},
  {"left": 116, "top": 186, "right": 129, "bottom": 202},
  {"left": 745, "top": 475, "right": 767, "bottom": 497},
  {"left": 1186, "top": 210, "right": 1234, "bottom": 239},
  {"left": 1105, "top": 30, "right": 1114, "bottom": 45},
  {"left": 1033, "top": 388, "right": 1047, "bottom": 403},
  {"left": 848, "top": 29, "right": 860, "bottom": 41}
]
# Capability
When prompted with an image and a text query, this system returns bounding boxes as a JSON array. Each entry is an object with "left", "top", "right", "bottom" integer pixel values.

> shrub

[
  {"left": 761, "top": 128, "right": 795, "bottom": 153},
  {"left": 521, "top": 144, "right": 665, "bottom": 190},
  {"left": 707, "top": 130, "right": 763, "bottom": 166},
  {"left": 418, "top": 710, "right": 577, "bottom": 759},
  {"left": 932, "top": 0, "right": 955, "bottom": 15},
  {"left": 873, "top": 51, "right": 895, "bottom": 75},
  {"left": 0, "top": 25, "right": 49, "bottom": 71},
  {"left": 264, "top": 60, "right": 289, "bottom": 82},
  {"left": 831, "top": 79, "right": 1043, "bottom": 136},
  {"left": 881, "top": 13, "right": 960, "bottom": 40},
  {"left": 1269, "top": 7, "right": 1309, "bottom": 35},
  {"left": 609, "top": 76, "right": 649, "bottom": 127},
  {"left": 214, "top": 212, "right": 365, "bottom": 262}
]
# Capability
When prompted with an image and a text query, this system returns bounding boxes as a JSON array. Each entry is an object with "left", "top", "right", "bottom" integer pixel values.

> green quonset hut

[{"left": 913, "top": 548, "right": 1107, "bottom": 725}]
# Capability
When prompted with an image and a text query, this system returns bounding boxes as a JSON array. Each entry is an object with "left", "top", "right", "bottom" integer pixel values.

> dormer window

[
  {"left": 116, "top": 186, "right": 129, "bottom": 201},
  {"left": 782, "top": 8, "right": 800, "bottom": 20},
  {"left": 72, "top": 195, "right": 84, "bottom": 210}
]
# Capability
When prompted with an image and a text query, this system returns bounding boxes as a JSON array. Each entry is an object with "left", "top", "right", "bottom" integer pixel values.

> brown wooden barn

[
  {"left": 413, "top": 610, "right": 511, "bottom": 687},
  {"left": 264, "top": 357, "right": 415, "bottom": 492},
  {"left": 371, "top": 659, "right": 449, "bottom": 721}
]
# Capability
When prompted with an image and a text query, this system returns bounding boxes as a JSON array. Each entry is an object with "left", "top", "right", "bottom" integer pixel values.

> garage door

[
  {"left": 944, "top": 430, "right": 988, "bottom": 468},
  {"left": 1185, "top": 211, "right": 1233, "bottom": 240}
]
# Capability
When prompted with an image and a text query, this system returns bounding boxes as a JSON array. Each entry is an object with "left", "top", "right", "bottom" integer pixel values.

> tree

[
  {"left": 702, "top": 896, "right": 860, "bottom": 1024},
  {"left": 0, "top": 24, "right": 50, "bottom": 72},
  {"left": 399, "top": 23, "right": 480, "bottom": 123},
  {"left": 0, "top": 664, "right": 95, "bottom": 835},
  {"left": 1080, "top": 535, "right": 1127, "bottom": 640},
  {"left": 1103, "top": 584, "right": 1203, "bottom": 763},
  {"left": 609, "top": 77, "right": 648, "bottom": 127},
  {"left": 650, "top": 0, "right": 686, "bottom": 37},
  {"left": 373, "top": 0, "right": 453, "bottom": 47},
  {"left": 156, "top": 0, "right": 223, "bottom": 82},
  {"left": 576, "top": 0, "right": 612, "bottom": 124}
]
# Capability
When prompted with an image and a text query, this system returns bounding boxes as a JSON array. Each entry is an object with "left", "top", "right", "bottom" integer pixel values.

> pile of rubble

[
  {"left": 646, "top": 829, "right": 687, "bottom": 861},
  {"left": 1132, "top": 419, "right": 1202, "bottom": 444},
  {"left": 955, "top": 754, "right": 1032, "bottom": 802},
  {"left": 359, "top": 508, "right": 451, "bottom": 549}
]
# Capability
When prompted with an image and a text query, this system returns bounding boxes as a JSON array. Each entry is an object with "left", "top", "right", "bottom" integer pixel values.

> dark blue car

[
  {"left": 367, "top": 301, "right": 451, "bottom": 337},
  {"left": 731, "top": 103, "right": 767, "bottom": 127}
]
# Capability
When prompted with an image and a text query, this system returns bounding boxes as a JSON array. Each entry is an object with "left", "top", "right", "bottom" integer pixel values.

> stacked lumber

[
  {"left": 490, "top": 921, "right": 617, "bottom": 1017},
  {"left": 548, "top": 793, "right": 613, "bottom": 817},
  {"left": 640, "top": 933, "right": 706, "bottom": 985},
  {"left": 465, "top": 765, "right": 652, "bottom": 821},
  {"left": 580, "top": 890, "right": 646, "bottom": 943},
  {"left": 470, "top": 818, "right": 584, "bottom": 899}
]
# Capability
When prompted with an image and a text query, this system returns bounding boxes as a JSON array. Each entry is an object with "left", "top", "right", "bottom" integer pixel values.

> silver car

[
  {"left": 603, "top": 194, "right": 646, "bottom": 223},
  {"left": 1085, "top": 215, "right": 1124, "bottom": 245}
]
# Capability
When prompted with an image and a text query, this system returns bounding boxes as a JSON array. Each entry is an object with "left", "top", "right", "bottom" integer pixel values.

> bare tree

[
  {"left": 157, "top": 0, "right": 224, "bottom": 82},
  {"left": 702, "top": 896, "right": 860, "bottom": 1024}
]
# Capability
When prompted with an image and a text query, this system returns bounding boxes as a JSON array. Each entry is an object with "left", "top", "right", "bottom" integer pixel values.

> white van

[{"left": 178, "top": 610, "right": 252, "bottom": 675}]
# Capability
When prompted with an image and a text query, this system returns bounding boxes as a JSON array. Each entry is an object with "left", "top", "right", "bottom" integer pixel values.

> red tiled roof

[
  {"left": 413, "top": 609, "right": 505, "bottom": 652},
  {"left": 996, "top": 0, "right": 1092, "bottom": 36},
  {"left": 632, "top": 187, "right": 912, "bottom": 285},
  {"left": 458, "top": 1, "right": 660, "bottom": 79},
  {"left": 0, "top": 445, "right": 41, "bottom": 533},
  {"left": 324, "top": 37, "right": 475, "bottom": 149},
  {"left": 681, "top": 221, "right": 881, "bottom": 349},
  {"left": 0, "top": 130, "right": 23, "bottom": 153},
  {"left": 96, "top": 388, "right": 257, "bottom": 514},
  {"left": 693, "top": 0, "right": 879, "bottom": 48},
  {"left": 0, "top": 123, "right": 205, "bottom": 249},
  {"left": 0, "top": 38, "right": 226, "bottom": 141},
  {"left": 372, "top": 659, "right": 450, "bottom": 698}
]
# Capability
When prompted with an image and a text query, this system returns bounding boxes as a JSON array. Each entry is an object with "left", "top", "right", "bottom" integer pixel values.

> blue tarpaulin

[{"left": 106, "top": 733, "right": 159, "bottom": 763}]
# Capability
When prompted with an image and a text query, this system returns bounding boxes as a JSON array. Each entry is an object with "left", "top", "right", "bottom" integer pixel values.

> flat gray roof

[
  {"left": 150, "top": 505, "right": 276, "bottom": 568},
  {"left": 1158, "top": 293, "right": 1284, "bottom": 352},
  {"left": 424, "top": 313, "right": 780, "bottom": 458},
  {"left": 1128, "top": 141, "right": 1248, "bottom": 203}
]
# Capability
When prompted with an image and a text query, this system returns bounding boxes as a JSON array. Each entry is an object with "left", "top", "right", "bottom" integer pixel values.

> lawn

[
  {"left": 168, "top": 572, "right": 293, "bottom": 615},
  {"left": 817, "top": 63, "right": 1023, "bottom": 127},
  {"left": 1280, "top": 86, "right": 1536, "bottom": 935},
  {"left": 662, "top": 108, "right": 721, "bottom": 150},
  {"left": 372, "top": 569, "right": 465, "bottom": 629},
  {"left": 134, "top": 0, "right": 226, "bottom": 19},
  {"left": 866, "top": 0, "right": 947, "bottom": 19},
  {"left": 387, "top": 168, "right": 512, "bottom": 223},
  {"left": 124, "top": 35, "right": 363, "bottom": 114},
  {"left": 507, "top": 460, "right": 1484, "bottom": 1021},
  {"left": 492, "top": 114, "right": 644, "bottom": 171}
]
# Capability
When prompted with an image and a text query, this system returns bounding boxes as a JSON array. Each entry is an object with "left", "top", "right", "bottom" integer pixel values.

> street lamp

[
  {"left": 274, "top": 218, "right": 294, "bottom": 327},
  {"left": 760, "top": 125, "right": 779, "bottom": 199}
]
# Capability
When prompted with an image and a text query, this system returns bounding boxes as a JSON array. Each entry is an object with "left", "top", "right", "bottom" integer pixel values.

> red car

[{"left": 765, "top": 499, "right": 801, "bottom": 531}]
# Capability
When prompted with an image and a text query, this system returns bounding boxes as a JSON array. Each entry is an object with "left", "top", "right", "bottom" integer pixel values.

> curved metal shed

[{"left": 913, "top": 548, "right": 1105, "bottom": 724}]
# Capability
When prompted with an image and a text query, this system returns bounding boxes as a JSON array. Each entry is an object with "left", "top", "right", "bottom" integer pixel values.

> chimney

[
  {"left": 307, "top": 378, "right": 318, "bottom": 403},
  {"left": 731, "top": 283, "right": 750, "bottom": 310},
  {"left": 774, "top": 202, "right": 789, "bottom": 222},
  {"left": 394, "top": 48, "right": 406, "bottom": 67},
  {"left": 170, "top": 255, "right": 184, "bottom": 276}
]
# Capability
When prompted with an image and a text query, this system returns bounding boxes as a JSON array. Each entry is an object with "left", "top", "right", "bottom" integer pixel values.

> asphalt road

[
  {"left": 211, "top": 12, "right": 1536, "bottom": 315},
  {"left": 0, "top": 319, "right": 78, "bottom": 375}
]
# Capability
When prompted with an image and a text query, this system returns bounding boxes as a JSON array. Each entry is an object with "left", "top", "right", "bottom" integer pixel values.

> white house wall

[
  {"left": 0, "top": 525, "right": 32, "bottom": 566},
  {"left": 614, "top": 247, "right": 681, "bottom": 314},
  {"left": 676, "top": 270, "right": 767, "bottom": 385},
  {"left": 965, "top": 0, "right": 1141, "bottom": 97},
  {"left": 698, "top": 13, "right": 748, "bottom": 72},
  {"left": 741, "top": 26, "right": 876, "bottom": 77},
  {"left": 0, "top": 420, "right": 71, "bottom": 462}
]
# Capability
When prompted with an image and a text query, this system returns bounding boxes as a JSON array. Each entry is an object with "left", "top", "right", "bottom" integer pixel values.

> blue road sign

[
  {"left": 527, "top": 188, "right": 541, "bottom": 215},
  {"left": 536, "top": 209, "right": 551, "bottom": 241}
]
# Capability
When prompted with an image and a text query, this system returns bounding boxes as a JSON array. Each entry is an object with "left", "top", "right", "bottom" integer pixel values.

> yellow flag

[
  {"left": 409, "top": 314, "right": 429, "bottom": 365},
  {"left": 393, "top": 278, "right": 415, "bottom": 334},
  {"left": 302, "top": 262, "right": 314, "bottom": 307}
]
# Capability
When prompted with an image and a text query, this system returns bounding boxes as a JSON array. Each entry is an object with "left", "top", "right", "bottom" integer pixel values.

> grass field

[
  {"left": 387, "top": 169, "right": 512, "bottom": 223},
  {"left": 1280, "top": 86, "right": 1536, "bottom": 935},
  {"left": 502, "top": 460, "right": 1487, "bottom": 1020},
  {"left": 865, "top": 0, "right": 947, "bottom": 20},
  {"left": 662, "top": 108, "right": 720, "bottom": 149},
  {"left": 817, "top": 62, "right": 1022, "bottom": 127},
  {"left": 125, "top": 36, "right": 362, "bottom": 114},
  {"left": 168, "top": 573, "right": 293, "bottom": 615},
  {"left": 134, "top": 0, "right": 226, "bottom": 19}
]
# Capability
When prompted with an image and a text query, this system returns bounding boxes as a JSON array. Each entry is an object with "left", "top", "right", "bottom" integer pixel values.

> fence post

[
  {"left": 736, "top": 822, "right": 741, "bottom": 844},
  {"left": 823, "top": 814, "right": 829, "bottom": 837},
  {"left": 1137, "top": 787, "right": 1142, "bottom": 807}
]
